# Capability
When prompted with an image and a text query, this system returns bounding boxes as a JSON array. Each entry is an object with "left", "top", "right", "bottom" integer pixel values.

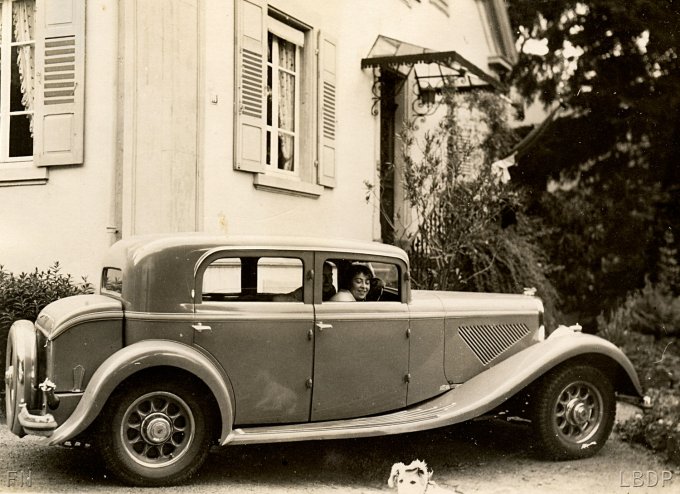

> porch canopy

[{"left": 360, "top": 35, "right": 507, "bottom": 93}]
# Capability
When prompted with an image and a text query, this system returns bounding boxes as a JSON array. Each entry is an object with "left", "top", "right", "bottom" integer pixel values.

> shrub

[
  {"left": 390, "top": 90, "right": 559, "bottom": 327},
  {"left": 616, "top": 386, "right": 680, "bottom": 466},
  {"left": 598, "top": 279, "right": 680, "bottom": 343},
  {"left": 599, "top": 283, "right": 680, "bottom": 466},
  {"left": 0, "top": 263, "right": 92, "bottom": 393}
]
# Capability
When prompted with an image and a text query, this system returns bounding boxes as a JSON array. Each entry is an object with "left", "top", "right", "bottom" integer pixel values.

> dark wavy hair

[{"left": 341, "top": 263, "right": 373, "bottom": 289}]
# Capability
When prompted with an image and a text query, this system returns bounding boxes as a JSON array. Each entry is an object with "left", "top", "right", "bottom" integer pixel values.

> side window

[
  {"left": 323, "top": 259, "right": 401, "bottom": 302},
  {"left": 202, "top": 256, "right": 303, "bottom": 302}
]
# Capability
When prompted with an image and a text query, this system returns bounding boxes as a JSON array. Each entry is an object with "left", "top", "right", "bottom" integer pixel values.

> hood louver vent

[{"left": 459, "top": 323, "right": 530, "bottom": 365}]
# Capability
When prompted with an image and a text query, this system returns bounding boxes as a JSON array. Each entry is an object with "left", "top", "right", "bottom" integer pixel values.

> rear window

[{"left": 102, "top": 268, "right": 123, "bottom": 296}]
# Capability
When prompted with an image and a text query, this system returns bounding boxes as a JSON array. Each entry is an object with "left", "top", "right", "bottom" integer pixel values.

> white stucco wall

[
  {"left": 199, "top": 0, "right": 497, "bottom": 243},
  {"left": 0, "top": 0, "right": 503, "bottom": 283},
  {"left": 0, "top": 0, "right": 119, "bottom": 284}
]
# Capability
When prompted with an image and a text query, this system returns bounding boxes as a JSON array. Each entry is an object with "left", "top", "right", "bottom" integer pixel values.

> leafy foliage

[
  {"left": 533, "top": 177, "right": 663, "bottom": 323},
  {"left": 393, "top": 91, "right": 559, "bottom": 326},
  {"left": 507, "top": 0, "right": 680, "bottom": 321},
  {"left": 598, "top": 242, "right": 680, "bottom": 465}
]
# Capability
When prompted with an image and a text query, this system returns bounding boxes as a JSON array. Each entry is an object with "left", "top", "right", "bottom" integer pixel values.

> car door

[
  {"left": 193, "top": 250, "right": 314, "bottom": 425},
  {"left": 311, "top": 253, "right": 410, "bottom": 421}
]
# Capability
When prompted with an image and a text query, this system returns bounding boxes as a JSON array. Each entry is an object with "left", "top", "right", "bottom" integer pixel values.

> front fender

[
  {"left": 450, "top": 331, "right": 642, "bottom": 420},
  {"left": 44, "top": 340, "right": 234, "bottom": 445}
]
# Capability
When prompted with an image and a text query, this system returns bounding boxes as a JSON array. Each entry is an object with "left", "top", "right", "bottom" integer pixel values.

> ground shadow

[{"left": 193, "top": 419, "right": 537, "bottom": 489}]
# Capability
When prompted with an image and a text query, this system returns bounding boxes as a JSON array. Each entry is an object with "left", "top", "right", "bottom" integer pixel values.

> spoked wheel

[
  {"left": 531, "top": 364, "right": 615, "bottom": 460},
  {"left": 98, "top": 376, "right": 213, "bottom": 486}
]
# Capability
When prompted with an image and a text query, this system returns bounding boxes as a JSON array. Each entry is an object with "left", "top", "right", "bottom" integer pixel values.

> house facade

[{"left": 0, "top": 0, "right": 516, "bottom": 283}]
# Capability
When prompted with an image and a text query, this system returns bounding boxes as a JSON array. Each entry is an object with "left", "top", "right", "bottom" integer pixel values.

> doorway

[{"left": 379, "top": 70, "right": 407, "bottom": 245}]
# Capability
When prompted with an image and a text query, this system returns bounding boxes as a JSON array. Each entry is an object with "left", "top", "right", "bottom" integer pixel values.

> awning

[{"left": 361, "top": 35, "right": 507, "bottom": 93}]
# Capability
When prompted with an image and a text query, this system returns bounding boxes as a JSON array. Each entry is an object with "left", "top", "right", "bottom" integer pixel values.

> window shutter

[
  {"left": 234, "top": 0, "right": 266, "bottom": 173},
  {"left": 33, "top": 0, "right": 85, "bottom": 167},
  {"left": 317, "top": 31, "right": 337, "bottom": 188}
]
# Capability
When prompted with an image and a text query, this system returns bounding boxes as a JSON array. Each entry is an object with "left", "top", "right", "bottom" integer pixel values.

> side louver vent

[{"left": 459, "top": 323, "right": 530, "bottom": 365}]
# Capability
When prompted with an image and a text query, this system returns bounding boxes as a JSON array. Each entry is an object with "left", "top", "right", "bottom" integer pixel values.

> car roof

[{"left": 106, "top": 232, "right": 409, "bottom": 265}]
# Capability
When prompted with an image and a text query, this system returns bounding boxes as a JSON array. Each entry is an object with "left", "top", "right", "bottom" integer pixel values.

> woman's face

[{"left": 349, "top": 272, "right": 371, "bottom": 301}]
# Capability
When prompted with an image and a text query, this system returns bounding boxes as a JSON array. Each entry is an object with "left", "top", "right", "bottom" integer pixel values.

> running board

[{"left": 225, "top": 383, "right": 503, "bottom": 446}]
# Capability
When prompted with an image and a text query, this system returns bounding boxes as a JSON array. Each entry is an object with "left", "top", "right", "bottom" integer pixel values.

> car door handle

[
  {"left": 316, "top": 322, "right": 333, "bottom": 331},
  {"left": 192, "top": 323, "right": 212, "bottom": 333}
]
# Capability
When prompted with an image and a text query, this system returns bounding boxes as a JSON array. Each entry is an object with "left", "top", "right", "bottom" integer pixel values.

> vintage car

[{"left": 5, "top": 234, "right": 643, "bottom": 486}]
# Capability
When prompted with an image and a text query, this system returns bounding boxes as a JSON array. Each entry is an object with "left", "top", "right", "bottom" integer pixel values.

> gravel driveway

[{"left": 0, "top": 404, "right": 676, "bottom": 493}]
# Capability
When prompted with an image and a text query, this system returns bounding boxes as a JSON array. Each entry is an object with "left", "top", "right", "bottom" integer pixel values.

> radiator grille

[{"left": 459, "top": 323, "right": 530, "bottom": 365}]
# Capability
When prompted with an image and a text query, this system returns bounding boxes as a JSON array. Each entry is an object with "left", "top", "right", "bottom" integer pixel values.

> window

[
  {"left": 235, "top": 0, "right": 337, "bottom": 196},
  {"left": 324, "top": 258, "right": 401, "bottom": 303},
  {"left": 266, "top": 18, "right": 301, "bottom": 174},
  {"left": 202, "top": 256, "right": 304, "bottom": 302},
  {"left": 0, "top": 0, "right": 35, "bottom": 162},
  {"left": 0, "top": 0, "right": 85, "bottom": 186}
]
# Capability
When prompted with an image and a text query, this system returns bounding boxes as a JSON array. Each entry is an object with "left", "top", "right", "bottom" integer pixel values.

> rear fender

[
  {"left": 449, "top": 331, "right": 642, "bottom": 420},
  {"left": 45, "top": 340, "right": 234, "bottom": 445}
]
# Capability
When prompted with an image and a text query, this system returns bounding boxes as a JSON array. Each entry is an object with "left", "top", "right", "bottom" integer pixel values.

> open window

[
  {"left": 234, "top": 0, "right": 337, "bottom": 196},
  {"left": 0, "top": 0, "right": 85, "bottom": 185},
  {"left": 323, "top": 258, "right": 402, "bottom": 302}
]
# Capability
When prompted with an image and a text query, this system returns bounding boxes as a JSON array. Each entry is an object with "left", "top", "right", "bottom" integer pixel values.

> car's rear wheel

[
  {"left": 531, "top": 364, "right": 615, "bottom": 460},
  {"left": 97, "top": 375, "right": 213, "bottom": 486}
]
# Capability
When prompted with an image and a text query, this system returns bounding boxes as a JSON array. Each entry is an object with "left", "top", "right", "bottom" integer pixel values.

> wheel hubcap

[
  {"left": 554, "top": 381, "right": 603, "bottom": 443},
  {"left": 120, "top": 392, "right": 195, "bottom": 468},
  {"left": 142, "top": 414, "right": 173, "bottom": 444}
]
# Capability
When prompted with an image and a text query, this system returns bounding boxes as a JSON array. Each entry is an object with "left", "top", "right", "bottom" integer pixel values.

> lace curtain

[
  {"left": 13, "top": 0, "right": 36, "bottom": 134},
  {"left": 277, "top": 39, "right": 295, "bottom": 171}
]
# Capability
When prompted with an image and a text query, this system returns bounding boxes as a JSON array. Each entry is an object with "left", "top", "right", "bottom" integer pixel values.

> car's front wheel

[
  {"left": 97, "top": 375, "right": 213, "bottom": 486},
  {"left": 531, "top": 364, "right": 615, "bottom": 460}
]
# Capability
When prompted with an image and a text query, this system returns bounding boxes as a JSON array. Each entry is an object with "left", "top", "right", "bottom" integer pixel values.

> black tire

[
  {"left": 531, "top": 364, "right": 615, "bottom": 460},
  {"left": 97, "top": 375, "right": 213, "bottom": 486}
]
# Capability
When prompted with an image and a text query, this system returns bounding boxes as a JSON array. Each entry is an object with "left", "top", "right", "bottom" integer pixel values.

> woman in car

[{"left": 330, "top": 263, "right": 373, "bottom": 301}]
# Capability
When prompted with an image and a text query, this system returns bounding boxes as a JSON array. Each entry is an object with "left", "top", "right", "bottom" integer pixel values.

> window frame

[
  {"left": 315, "top": 253, "right": 408, "bottom": 305},
  {"left": 234, "top": 0, "right": 335, "bottom": 197},
  {"left": 266, "top": 16, "right": 303, "bottom": 177},
  {"left": 0, "top": 0, "right": 85, "bottom": 186},
  {"left": 194, "top": 249, "right": 314, "bottom": 305},
  {"left": 0, "top": 0, "right": 35, "bottom": 164},
  {"left": 0, "top": 0, "right": 46, "bottom": 185}
]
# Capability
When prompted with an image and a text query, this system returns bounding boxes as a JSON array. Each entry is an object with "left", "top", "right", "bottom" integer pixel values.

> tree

[{"left": 507, "top": 0, "right": 680, "bottom": 322}]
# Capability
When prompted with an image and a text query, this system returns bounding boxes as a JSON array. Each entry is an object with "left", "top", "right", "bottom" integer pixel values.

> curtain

[
  {"left": 13, "top": 0, "right": 36, "bottom": 134},
  {"left": 277, "top": 38, "right": 295, "bottom": 171}
]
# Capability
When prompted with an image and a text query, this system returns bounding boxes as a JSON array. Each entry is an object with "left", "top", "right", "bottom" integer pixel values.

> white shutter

[
  {"left": 234, "top": 0, "right": 266, "bottom": 173},
  {"left": 33, "top": 0, "right": 85, "bottom": 167},
  {"left": 317, "top": 31, "right": 337, "bottom": 188}
]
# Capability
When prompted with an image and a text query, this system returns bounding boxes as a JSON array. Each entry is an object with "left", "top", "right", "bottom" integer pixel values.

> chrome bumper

[{"left": 18, "top": 404, "right": 57, "bottom": 437}]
